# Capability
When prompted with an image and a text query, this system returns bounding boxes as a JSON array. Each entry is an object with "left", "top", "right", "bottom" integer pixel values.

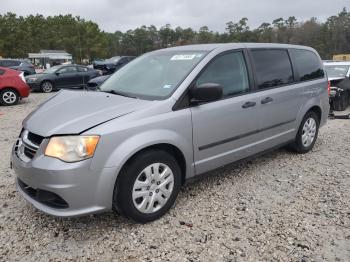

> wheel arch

[
  {"left": 0, "top": 87, "right": 20, "bottom": 96},
  {"left": 297, "top": 97, "right": 324, "bottom": 128},
  {"left": 110, "top": 142, "right": 188, "bottom": 213},
  {"left": 307, "top": 105, "right": 322, "bottom": 122},
  {"left": 117, "top": 143, "right": 187, "bottom": 186},
  {"left": 40, "top": 79, "right": 54, "bottom": 87},
  {"left": 40, "top": 79, "right": 53, "bottom": 84}
]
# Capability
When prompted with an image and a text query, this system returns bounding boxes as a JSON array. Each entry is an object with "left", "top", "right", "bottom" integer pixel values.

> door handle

[
  {"left": 242, "top": 101, "right": 256, "bottom": 108},
  {"left": 261, "top": 97, "right": 273, "bottom": 104}
]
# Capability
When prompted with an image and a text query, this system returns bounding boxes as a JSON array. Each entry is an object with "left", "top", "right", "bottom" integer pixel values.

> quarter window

[
  {"left": 251, "top": 49, "right": 294, "bottom": 89},
  {"left": 196, "top": 51, "right": 249, "bottom": 97},
  {"left": 291, "top": 49, "right": 324, "bottom": 81}
]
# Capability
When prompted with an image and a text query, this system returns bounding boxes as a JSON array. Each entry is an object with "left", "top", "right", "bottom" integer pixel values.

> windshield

[
  {"left": 325, "top": 65, "right": 349, "bottom": 78},
  {"left": 43, "top": 65, "right": 63, "bottom": 74},
  {"left": 100, "top": 50, "right": 208, "bottom": 99}
]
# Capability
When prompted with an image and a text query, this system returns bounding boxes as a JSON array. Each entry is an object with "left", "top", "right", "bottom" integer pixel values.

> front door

[
  {"left": 191, "top": 50, "right": 262, "bottom": 174},
  {"left": 55, "top": 66, "right": 80, "bottom": 88}
]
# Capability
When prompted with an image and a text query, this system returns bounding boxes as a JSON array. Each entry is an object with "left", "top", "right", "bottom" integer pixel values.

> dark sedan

[
  {"left": 25, "top": 65, "right": 100, "bottom": 92},
  {"left": 93, "top": 56, "right": 135, "bottom": 75},
  {"left": 87, "top": 74, "right": 111, "bottom": 90}
]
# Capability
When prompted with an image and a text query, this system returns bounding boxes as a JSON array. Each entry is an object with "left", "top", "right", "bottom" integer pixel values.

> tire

[
  {"left": 290, "top": 111, "right": 319, "bottom": 154},
  {"left": 114, "top": 149, "right": 182, "bottom": 223},
  {"left": 0, "top": 89, "right": 20, "bottom": 106},
  {"left": 41, "top": 81, "right": 53, "bottom": 93}
]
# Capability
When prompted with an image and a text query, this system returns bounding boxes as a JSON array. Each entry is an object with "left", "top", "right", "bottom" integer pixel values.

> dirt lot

[{"left": 0, "top": 93, "right": 349, "bottom": 261}]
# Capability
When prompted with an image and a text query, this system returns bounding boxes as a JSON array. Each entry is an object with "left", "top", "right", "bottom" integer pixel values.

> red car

[{"left": 0, "top": 67, "right": 30, "bottom": 106}]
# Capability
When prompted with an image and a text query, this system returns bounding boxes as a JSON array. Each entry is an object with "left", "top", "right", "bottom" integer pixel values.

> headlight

[
  {"left": 45, "top": 135, "right": 100, "bottom": 162},
  {"left": 27, "top": 77, "right": 37, "bottom": 82}
]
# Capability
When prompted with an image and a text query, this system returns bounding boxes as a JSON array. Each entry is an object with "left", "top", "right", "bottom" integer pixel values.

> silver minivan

[{"left": 11, "top": 43, "right": 329, "bottom": 222}]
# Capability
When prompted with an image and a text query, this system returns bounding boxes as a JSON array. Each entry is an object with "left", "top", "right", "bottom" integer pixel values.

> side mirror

[
  {"left": 190, "top": 83, "right": 223, "bottom": 104},
  {"left": 55, "top": 72, "right": 60, "bottom": 76}
]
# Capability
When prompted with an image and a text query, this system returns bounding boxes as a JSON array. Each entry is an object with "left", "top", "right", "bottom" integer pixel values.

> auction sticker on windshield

[{"left": 171, "top": 54, "right": 197, "bottom": 60}]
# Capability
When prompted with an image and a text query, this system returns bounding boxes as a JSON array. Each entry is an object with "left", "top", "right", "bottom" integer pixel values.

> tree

[{"left": 0, "top": 9, "right": 349, "bottom": 61}]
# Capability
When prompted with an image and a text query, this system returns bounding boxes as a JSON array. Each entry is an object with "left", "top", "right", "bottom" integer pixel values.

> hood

[
  {"left": 25, "top": 73, "right": 45, "bottom": 80},
  {"left": 328, "top": 76, "right": 346, "bottom": 82},
  {"left": 23, "top": 90, "right": 151, "bottom": 137}
]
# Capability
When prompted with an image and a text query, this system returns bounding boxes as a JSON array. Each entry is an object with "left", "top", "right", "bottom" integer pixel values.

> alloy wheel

[
  {"left": 41, "top": 82, "right": 53, "bottom": 93},
  {"left": 2, "top": 91, "right": 17, "bottom": 104}
]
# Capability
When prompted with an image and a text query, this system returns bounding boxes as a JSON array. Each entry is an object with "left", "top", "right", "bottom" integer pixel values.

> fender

[
  {"left": 296, "top": 95, "right": 323, "bottom": 128},
  {"left": 102, "top": 129, "right": 194, "bottom": 178}
]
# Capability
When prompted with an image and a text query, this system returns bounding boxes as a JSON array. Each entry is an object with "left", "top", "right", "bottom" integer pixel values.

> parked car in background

[
  {"left": 324, "top": 61, "right": 350, "bottom": 111},
  {"left": 93, "top": 56, "right": 135, "bottom": 75},
  {"left": 11, "top": 43, "right": 329, "bottom": 222},
  {"left": 87, "top": 74, "right": 111, "bottom": 90},
  {"left": 0, "top": 67, "right": 30, "bottom": 106},
  {"left": 25, "top": 64, "right": 100, "bottom": 92},
  {"left": 0, "top": 59, "right": 36, "bottom": 76}
]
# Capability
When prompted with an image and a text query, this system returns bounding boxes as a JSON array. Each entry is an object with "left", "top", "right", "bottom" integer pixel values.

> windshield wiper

[{"left": 102, "top": 89, "right": 138, "bottom": 99}]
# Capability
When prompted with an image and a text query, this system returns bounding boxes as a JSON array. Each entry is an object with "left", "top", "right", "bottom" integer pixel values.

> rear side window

[
  {"left": 290, "top": 49, "right": 324, "bottom": 81},
  {"left": 196, "top": 51, "right": 249, "bottom": 97},
  {"left": 251, "top": 49, "right": 293, "bottom": 89}
]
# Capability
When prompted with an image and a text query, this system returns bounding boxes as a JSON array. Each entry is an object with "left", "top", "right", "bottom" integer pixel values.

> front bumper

[{"left": 11, "top": 142, "right": 118, "bottom": 217}]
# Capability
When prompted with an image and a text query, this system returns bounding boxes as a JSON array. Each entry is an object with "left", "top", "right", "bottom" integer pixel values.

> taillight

[
  {"left": 19, "top": 72, "right": 26, "bottom": 83},
  {"left": 327, "top": 81, "right": 331, "bottom": 96}
]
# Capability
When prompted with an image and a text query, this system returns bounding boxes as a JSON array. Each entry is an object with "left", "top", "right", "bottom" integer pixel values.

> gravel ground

[{"left": 0, "top": 93, "right": 349, "bottom": 261}]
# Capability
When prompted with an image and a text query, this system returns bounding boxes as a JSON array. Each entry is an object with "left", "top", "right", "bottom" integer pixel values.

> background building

[{"left": 28, "top": 50, "right": 72, "bottom": 68}]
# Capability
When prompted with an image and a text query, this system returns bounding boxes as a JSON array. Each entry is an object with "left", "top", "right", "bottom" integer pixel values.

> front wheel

[
  {"left": 41, "top": 81, "right": 53, "bottom": 93},
  {"left": 114, "top": 150, "right": 182, "bottom": 223},
  {"left": 290, "top": 111, "right": 319, "bottom": 154},
  {"left": 0, "top": 89, "right": 19, "bottom": 106}
]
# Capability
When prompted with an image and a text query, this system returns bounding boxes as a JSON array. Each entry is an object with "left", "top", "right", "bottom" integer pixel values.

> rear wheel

[
  {"left": 290, "top": 111, "right": 319, "bottom": 154},
  {"left": 114, "top": 149, "right": 182, "bottom": 223},
  {"left": 41, "top": 81, "right": 53, "bottom": 93},
  {"left": 0, "top": 89, "right": 19, "bottom": 106}
]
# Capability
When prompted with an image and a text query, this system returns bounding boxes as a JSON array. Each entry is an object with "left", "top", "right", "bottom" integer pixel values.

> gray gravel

[{"left": 0, "top": 93, "right": 349, "bottom": 261}]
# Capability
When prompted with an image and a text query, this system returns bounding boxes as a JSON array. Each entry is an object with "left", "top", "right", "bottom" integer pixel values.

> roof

[
  {"left": 323, "top": 61, "right": 350, "bottom": 66},
  {"left": 40, "top": 50, "right": 69, "bottom": 54},
  {"left": 155, "top": 43, "right": 316, "bottom": 53},
  {"left": 28, "top": 50, "right": 72, "bottom": 59}
]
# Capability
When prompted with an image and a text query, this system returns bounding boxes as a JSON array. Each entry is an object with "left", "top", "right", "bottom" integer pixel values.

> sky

[{"left": 1, "top": 0, "right": 349, "bottom": 32}]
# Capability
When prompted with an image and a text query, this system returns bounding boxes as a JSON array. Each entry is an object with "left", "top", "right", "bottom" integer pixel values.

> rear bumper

[{"left": 17, "top": 82, "right": 31, "bottom": 98}]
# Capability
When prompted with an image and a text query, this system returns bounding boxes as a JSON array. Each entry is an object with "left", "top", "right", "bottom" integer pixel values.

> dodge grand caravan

[{"left": 11, "top": 43, "right": 329, "bottom": 222}]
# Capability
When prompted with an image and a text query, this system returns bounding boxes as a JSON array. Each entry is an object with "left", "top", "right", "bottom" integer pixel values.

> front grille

[
  {"left": 15, "top": 130, "right": 44, "bottom": 161},
  {"left": 24, "top": 146, "right": 36, "bottom": 158},
  {"left": 18, "top": 179, "right": 69, "bottom": 209},
  {"left": 28, "top": 132, "right": 44, "bottom": 145}
]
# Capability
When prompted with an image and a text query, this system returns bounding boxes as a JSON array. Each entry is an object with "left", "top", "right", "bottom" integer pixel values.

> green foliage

[{"left": 0, "top": 9, "right": 349, "bottom": 61}]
